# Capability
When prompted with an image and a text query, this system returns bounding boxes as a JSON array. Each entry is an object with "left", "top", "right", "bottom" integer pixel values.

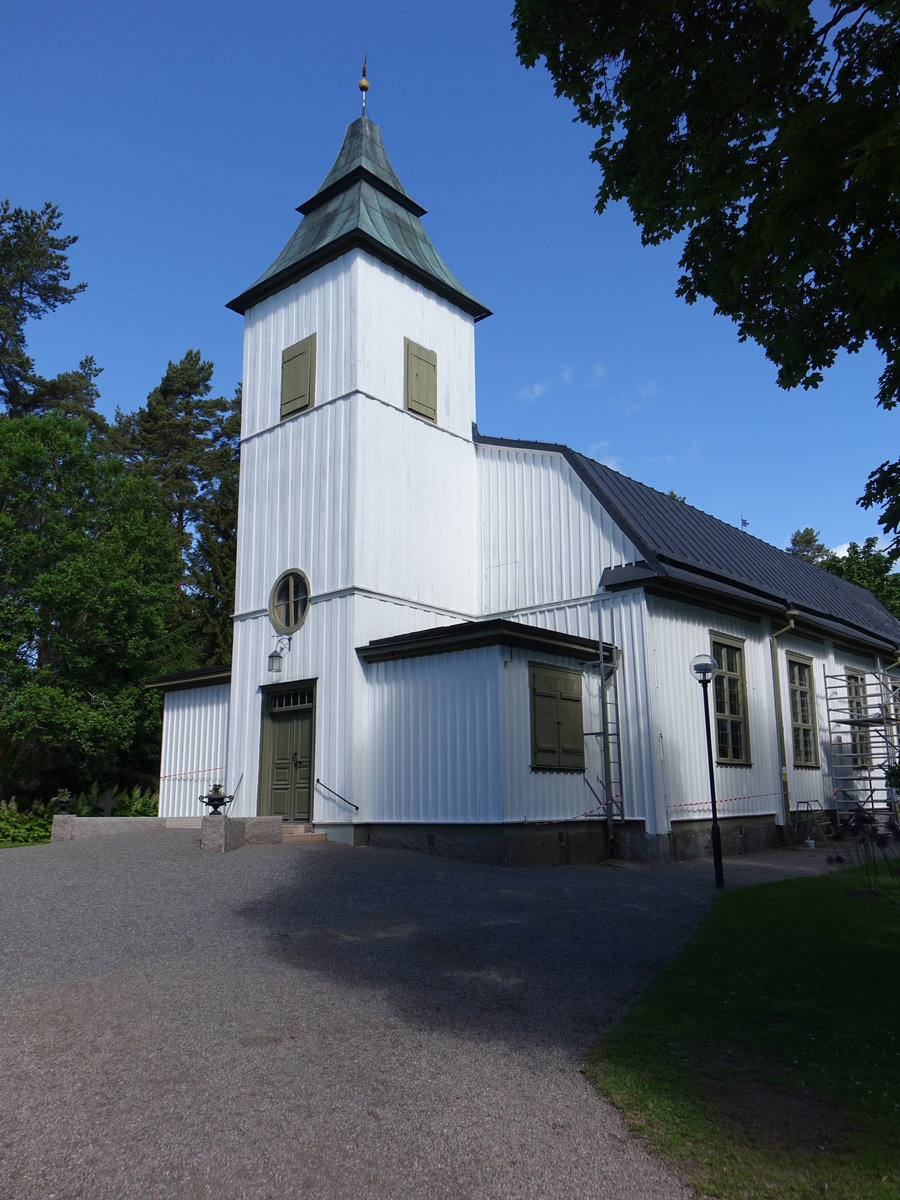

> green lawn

[{"left": 585, "top": 868, "right": 900, "bottom": 1199}]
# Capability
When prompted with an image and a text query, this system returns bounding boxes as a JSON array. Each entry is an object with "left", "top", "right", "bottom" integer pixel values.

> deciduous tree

[
  {"left": 822, "top": 536, "right": 900, "bottom": 618},
  {"left": 0, "top": 414, "right": 181, "bottom": 800},
  {"left": 513, "top": 3, "right": 900, "bottom": 542}
]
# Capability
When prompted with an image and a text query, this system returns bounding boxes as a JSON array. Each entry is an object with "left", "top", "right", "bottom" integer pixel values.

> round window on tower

[{"left": 269, "top": 570, "right": 311, "bottom": 634}]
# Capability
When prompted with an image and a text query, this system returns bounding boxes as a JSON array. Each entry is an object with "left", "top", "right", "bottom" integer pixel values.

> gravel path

[{"left": 0, "top": 834, "right": 835, "bottom": 1199}]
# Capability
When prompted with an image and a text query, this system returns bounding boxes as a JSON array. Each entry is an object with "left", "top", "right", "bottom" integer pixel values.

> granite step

[{"left": 281, "top": 823, "right": 328, "bottom": 844}]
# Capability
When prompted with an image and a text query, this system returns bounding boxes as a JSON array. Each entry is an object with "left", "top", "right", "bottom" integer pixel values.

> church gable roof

[
  {"left": 474, "top": 429, "right": 900, "bottom": 654},
  {"left": 227, "top": 116, "right": 490, "bottom": 320}
]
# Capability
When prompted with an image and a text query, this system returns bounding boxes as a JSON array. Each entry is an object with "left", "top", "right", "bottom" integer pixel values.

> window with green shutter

[
  {"left": 281, "top": 333, "right": 316, "bottom": 419},
  {"left": 404, "top": 337, "right": 437, "bottom": 422},
  {"left": 529, "top": 662, "right": 585, "bottom": 771}
]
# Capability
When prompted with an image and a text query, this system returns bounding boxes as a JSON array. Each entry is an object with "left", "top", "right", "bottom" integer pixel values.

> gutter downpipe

[{"left": 771, "top": 608, "right": 799, "bottom": 833}]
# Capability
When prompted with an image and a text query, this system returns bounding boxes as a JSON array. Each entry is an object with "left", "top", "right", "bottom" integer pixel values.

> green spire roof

[{"left": 227, "top": 115, "right": 490, "bottom": 320}]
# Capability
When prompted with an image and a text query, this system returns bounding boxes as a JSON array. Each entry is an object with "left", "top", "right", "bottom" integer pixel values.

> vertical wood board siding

[
  {"left": 158, "top": 684, "right": 230, "bottom": 818},
  {"left": 779, "top": 635, "right": 874, "bottom": 812},
  {"left": 355, "top": 254, "right": 476, "bottom": 440},
  {"left": 598, "top": 591, "right": 661, "bottom": 831},
  {"left": 241, "top": 257, "right": 357, "bottom": 440},
  {"left": 498, "top": 649, "right": 607, "bottom": 824},
  {"left": 234, "top": 398, "right": 354, "bottom": 614},
  {"left": 513, "top": 602, "right": 598, "bottom": 641},
  {"left": 477, "top": 445, "right": 641, "bottom": 615},
  {"left": 228, "top": 594, "right": 355, "bottom": 820},
  {"left": 353, "top": 401, "right": 478, "bottom": 614},
  {"left": 241, "top": 251, "right": 476, "bottom": 443},
  {"left": 365, "top": 646, "right": 502, "bottom": 824},
  {"left": 646, "top": 595, "right": 788, "bottom": 825}
]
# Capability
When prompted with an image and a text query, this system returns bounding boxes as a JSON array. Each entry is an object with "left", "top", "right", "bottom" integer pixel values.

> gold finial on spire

[{"left": 359, "top": 53, "right": 369, "bottom": 115}]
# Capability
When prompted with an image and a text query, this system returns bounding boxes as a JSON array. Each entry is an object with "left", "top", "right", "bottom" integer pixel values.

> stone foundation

[
  {"left": 49, "top": 811, "right": 785, "bottom": 866},
  {"left": 669, "top": 817, "right": 781, "bottom": 862},
  {"left": 356, "top": 815, "right": 783, "bottom": 868},
  {"left": 51, "top": 815, "right": 167, "bottom": 841},
  {"left": 200, "top": 815, "right": 283, "bottom": 852},
  {"left": 364, "top": 821, "right": 610, "bottom": 867}
]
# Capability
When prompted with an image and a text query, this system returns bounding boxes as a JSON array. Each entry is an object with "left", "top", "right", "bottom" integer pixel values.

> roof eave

[
  {"left": 227, "top": 231, "right": 492, "bottom": 320},
  {"left": 601, "top": 564, "right": 900, "bottom": 656},
  {"left": 146, "top": 665, "right": 232, "bottom": 693},
  {"left": 298, "top": 165, "right": 427, "bottom": 218},
  {"left": 357, "top": 617, "right": 610, "bottom": 664}
]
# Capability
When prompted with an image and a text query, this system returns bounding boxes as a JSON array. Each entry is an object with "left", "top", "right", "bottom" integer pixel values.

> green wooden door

[{"left": 260, "top": 686, "right": 315, "bottom": 822}]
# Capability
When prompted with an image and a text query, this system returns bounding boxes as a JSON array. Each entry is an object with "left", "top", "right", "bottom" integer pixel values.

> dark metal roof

[
  {"left": 146, "top": 665, "right": 232, "bottom": 693},
  {"left": 357, "top": 617, "right": 612, "bottom": 664},
  {"left": 228, "top": 116, "right": 490, "bottom": 320},
  {"left": 474, "top": 428, "right": 900, "bottom": 654},
  {"left": 301, "top": 114, "right": 423, "bottom": 216}
]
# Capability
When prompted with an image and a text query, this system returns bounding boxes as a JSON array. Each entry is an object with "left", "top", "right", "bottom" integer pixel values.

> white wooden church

[{"left": 153, "top": 104, "right": 900, "bottom": 864}]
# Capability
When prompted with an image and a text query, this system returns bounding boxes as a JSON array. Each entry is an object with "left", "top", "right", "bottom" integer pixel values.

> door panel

[
  {"left": 259, "top": 690, "right": 315, "bottom": 822},
  {"left": 294, "top": 710, "right": 312, "bottom": 821},
  {"left": 269, "top": 716, "right": 296, "bottom": 818}
]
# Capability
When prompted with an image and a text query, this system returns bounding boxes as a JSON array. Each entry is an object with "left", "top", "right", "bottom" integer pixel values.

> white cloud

[
  {"left": 591, "top": 363, "right": 609, "bottom": 383},
  {"left": 517, "top": 381, "right": 546, "bottom": 401},
  {"left": 587, "top": 441, "right": 624, "bottom": 472},
  {"left": 559, "top": 364, "right": 573, "bottom": 385},
  {"left": 636, "top": 380, "right": 659, "bottom": 399}
]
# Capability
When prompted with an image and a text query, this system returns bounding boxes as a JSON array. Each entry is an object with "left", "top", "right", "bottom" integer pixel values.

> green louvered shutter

[
  {"left": 282, "top": 333, "right": 316, "bottom": 418},
  {"left": 405, "top": 337, "right": 437, "bottom": 421},
  {"left": 558, "top": 673, "right": 585, "bottom": 770},
  {"left": 530, "top": 663, "right": 584, "bottom": 771}
]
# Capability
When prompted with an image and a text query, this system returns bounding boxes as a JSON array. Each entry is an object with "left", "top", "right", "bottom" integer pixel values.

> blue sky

[{"left": 7, "top": 0, "right": 892, "bottom": 554}]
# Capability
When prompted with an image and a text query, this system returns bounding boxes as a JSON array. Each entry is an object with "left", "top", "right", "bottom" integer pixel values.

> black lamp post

[{"left": 691, "top": 654, "right": 725, "bottom": 889}]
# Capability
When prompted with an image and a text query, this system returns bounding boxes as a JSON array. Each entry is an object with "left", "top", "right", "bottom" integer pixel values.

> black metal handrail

[{"left": 315, "top": 778, "right": 359, "bottom": 811}]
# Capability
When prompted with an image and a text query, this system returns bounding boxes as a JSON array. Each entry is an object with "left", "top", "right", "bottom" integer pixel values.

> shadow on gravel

[{"left": 234, "top": 844, "right": 716, "bottom": 1051}]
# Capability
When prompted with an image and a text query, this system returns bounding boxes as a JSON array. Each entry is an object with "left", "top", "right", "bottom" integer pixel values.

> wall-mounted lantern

[{"left": 268, "top": 635, "right": 292, "bottom": 673}]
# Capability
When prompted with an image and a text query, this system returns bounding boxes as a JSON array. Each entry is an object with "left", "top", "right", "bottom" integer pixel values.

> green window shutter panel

[
  {"left": 282, "top": 333, "right": 317, "bottom": 418},
  {"left": 558, "top": 690, "right": 585, "bottom": 770},
  {"left": 405, "top": 337, "right": 437, "bottom": 421},
  {"left": 532, "top": 688, "right": 560, "bottom": 769},
  {"left": 529, "top": 663, "right": 584, "bottom": 771}
]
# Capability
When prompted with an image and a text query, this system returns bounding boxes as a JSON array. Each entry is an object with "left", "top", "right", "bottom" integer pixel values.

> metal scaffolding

[{"left": 823, "top": 665, "right": 900, "bottom": 824}]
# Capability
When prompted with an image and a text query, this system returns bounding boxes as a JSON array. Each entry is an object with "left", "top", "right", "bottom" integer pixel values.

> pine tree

[
  {"left": 187, "top": 384, "right": 241, "bottom": 665},
  {"left": 112, "top": 355, "right": 240, "bottom": 667},
  {"left": 786, "top": 527, "right": 830, "bottom": 564},
  {"left": 0, "top": 200, "right": 105, "bottom": 430}
]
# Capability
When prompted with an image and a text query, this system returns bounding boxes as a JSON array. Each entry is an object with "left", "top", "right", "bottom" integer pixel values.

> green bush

[
  {"left": 64, "top": 782, "right": 158, "bottom": 817},
  {"left": 110, "top": 785, "right": 159, "bottom": 817},
  {"left": 0, "top": 784, "right": 160, "bottom": 848},
  {"left": 0, "top": 799, "right": 54, "bottom": 847}
]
